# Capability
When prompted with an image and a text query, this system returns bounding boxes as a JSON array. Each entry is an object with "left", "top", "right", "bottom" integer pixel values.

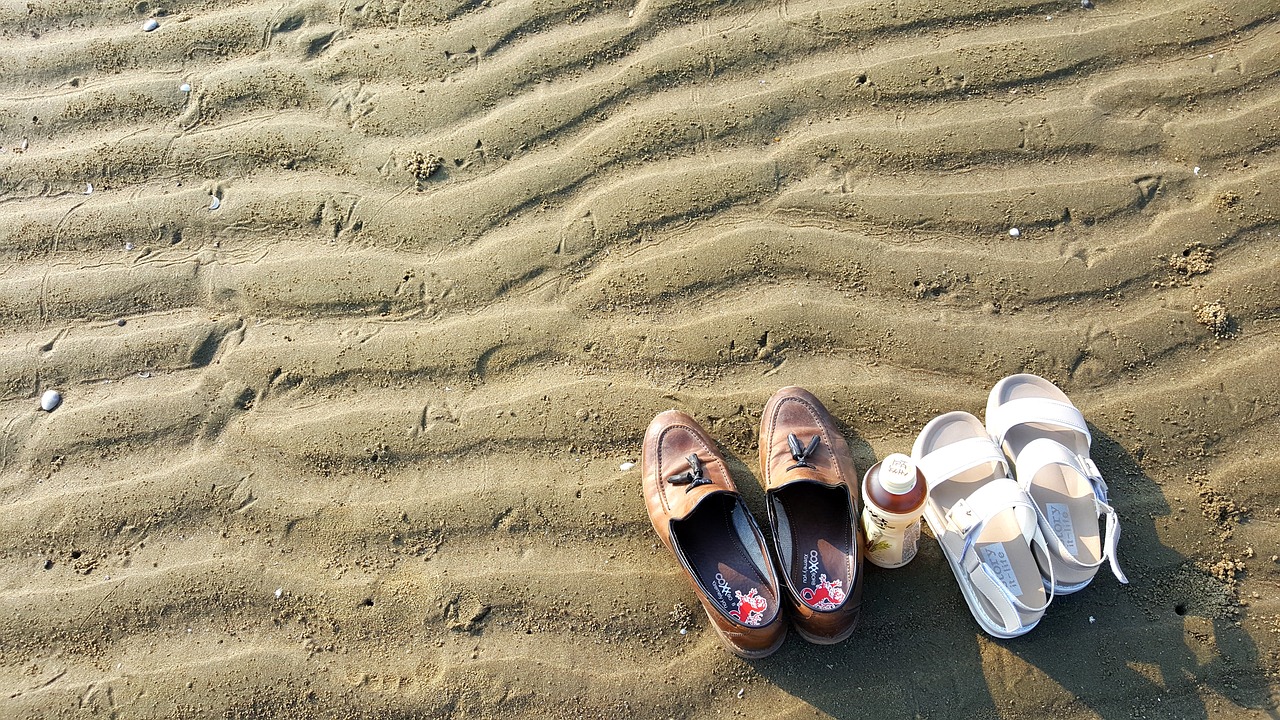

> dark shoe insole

[
  {"left": 673, "top": 494, "right": 778, "bottom": 626},
  {"left": 773, "top": 483, "right": 854, "bottom": 610}
]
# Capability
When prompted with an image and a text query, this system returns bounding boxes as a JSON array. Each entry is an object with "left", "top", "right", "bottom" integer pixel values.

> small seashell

[
  {"left": 209, "top": 196, "right": 221, "bottom": 210},
  {"left": 619, "top": 461, "right": 636, "bottom": 471},
  {"left": 1193, "top": 166, "right": 1202, "bottom": 177},
  {"left": 142, "top": 18, "right": 159, "bottom": 31},
  {"left": 1081, "top": 0, "right": 1094, "bottom": 8},
  {"left": 124, "top": 242, "right": 134, "bottom": 251},
  {"left": 1008, "top": 227, "right": 1021, "bottom": 237},
  {"left": 275, "top": 588, "right": 283, "bottom": 599},
  {"left": 40, "top": 389, "right": 62, "bottom": 412},
  {"left": 180, "top": 83, "right": 191, "bottom": 92},
  {"left": 84, "top": 183, "right": 93, "bottom": 195},
  {"left": 20, "top": 137, "right": 28, "bottom": 151},
  {"left": 737, "top": 689, "right": 745, "bottom": 699},
  {"left": 679, "top": 627, "right": 687, "bottom": 635}
]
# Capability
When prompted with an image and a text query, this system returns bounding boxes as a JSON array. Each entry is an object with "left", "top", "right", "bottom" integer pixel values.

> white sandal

[
  {"left": 985, "top": 374, "right": 1127, "bottom": 594},
  {"left": 912, "top": 412, "right": 1055, "bottom": 638}
]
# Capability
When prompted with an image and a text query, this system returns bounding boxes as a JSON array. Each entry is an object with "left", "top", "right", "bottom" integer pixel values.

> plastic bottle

[{"left": 861, "top": 453, "right": 928, "bottom": 568}]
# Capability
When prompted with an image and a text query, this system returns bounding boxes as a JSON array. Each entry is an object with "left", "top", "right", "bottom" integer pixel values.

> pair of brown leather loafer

[{"left": 642, "top": 387, "right": 864, "bottom": 658}]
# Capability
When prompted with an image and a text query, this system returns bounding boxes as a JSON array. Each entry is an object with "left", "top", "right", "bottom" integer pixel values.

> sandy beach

[{"left": 2, "top": 0, "right": 1279, "bottom": 716}]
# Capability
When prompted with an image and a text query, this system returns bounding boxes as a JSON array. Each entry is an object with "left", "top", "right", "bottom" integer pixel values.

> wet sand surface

[{"left": 1, "top": 0, "right": 1279, "bottom": 717}]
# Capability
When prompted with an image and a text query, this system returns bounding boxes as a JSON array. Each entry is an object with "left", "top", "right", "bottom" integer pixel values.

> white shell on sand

[
  {"left": 180, "top": 83, "right": 191, "bottom": 92},
  {"left": 142, "top": 18, "right": 159, "bottom": 31},
  {"left": 209, "top": 196, "right": 221, "bottom": 210},
  {"left": 40, "top": 389, "right": 62, "bottom": 411},
  {"left": 618, "top": 461, "right": 635, "bottom": 471},
  {"left": 84, "top": 183, "right": 93, "bottom": 194},
  {"left": 1008, "top": 227, "right": 1021, "bottom": 237}
]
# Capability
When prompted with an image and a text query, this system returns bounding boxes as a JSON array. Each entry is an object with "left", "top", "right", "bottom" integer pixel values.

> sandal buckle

[
  {"left": 947, "top": 498, "right": 979, "bottom": 535},
  {"left": 1078, "top": 456, "right": 1109, "bottom": 503}
]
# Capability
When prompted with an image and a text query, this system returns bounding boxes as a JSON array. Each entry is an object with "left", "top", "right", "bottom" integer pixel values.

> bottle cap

[{"left": 878, "top": 453, "right": 918, "bottom": 494}]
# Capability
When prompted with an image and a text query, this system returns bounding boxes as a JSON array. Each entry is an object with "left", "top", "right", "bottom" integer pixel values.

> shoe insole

[
  {"left": 673, "top": 494, "right": 777, "bottom": 627},
  {"left": 771, "top": 483, "right": 854, "bottom": 610},
  {"left": 1027, "top": 464, "right": 1102, "bottom": 587}
]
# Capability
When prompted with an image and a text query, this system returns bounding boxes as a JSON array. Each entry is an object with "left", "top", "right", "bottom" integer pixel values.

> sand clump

[
  {"left": 1170, "top": 243, "right": 1215, "bottom": 280},
  {"left": 1195, "top": 300, "right": 1233, "bottom": 338}
]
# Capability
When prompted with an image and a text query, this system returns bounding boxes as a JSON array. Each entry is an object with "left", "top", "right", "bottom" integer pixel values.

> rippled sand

[{"left": 2, "top": 0, "right": 1278, "bottom": 717}]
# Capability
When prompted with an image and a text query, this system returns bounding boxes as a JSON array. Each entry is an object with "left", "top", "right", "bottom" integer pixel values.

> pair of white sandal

[{"left": 911, "top": 374, "right": 1128, "bottom": 638}]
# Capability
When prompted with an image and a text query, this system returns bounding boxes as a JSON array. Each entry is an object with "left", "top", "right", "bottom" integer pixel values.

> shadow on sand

[{"left": 737, "top": 426, "right": 1277, "bottom": 720}]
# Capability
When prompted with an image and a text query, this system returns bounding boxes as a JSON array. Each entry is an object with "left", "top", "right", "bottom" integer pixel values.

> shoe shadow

[
  {"left": 751, "top": 541, "right": 1005, "bottom": 718},
  {"left": 998, "top": 427, "right": 1278, "bottom": 720},
  {"left": 719, "top": 423, "right": 1004, "bottom": 719},
  {"left": 726, "top": 426, "right": 1277, "bottom": 720}
]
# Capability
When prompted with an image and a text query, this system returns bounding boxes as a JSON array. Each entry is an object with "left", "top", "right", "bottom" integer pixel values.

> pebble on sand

[
  {"left": 142, "top": 18, "right": 159, "bottom": 31},
  {"left": 40, "top": 389, "right": 62, "bottom": 412},
  {"left": 1008, "top": 227, "right": 1021, "bottom": 237}
]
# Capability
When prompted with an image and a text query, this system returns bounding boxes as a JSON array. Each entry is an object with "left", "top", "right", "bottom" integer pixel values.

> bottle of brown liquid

[{"left": 861, "top": 453, "right": 928, "bottom": 568}]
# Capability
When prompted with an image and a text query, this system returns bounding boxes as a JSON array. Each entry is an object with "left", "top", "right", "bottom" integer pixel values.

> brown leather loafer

[
  {"left": 643, "top": 410, "right": 787, "bottom": 658},
  {"left": 759, "top": 387, "right": 864, "bottom": 644}
]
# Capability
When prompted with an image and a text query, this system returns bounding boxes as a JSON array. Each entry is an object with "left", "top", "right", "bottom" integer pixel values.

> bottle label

[
  {"left": 901, "top": 521, "right": 920, "bottom": 562},
  {"left": 862, "top": 507, "right": 922, "bottom": 569}
]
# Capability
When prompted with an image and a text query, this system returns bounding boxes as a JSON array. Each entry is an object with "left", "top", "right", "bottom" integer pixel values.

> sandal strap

[
  {"left": 969, "top": 530, "right": 1057, "bottom": 625},
  {"left": 917, "top": 424, "right": 1055, "bottom": 634},
  {"left": 952, "top": 489, "right": 1056, "bottom": 634},
  {"left": 969, "top": 564, "right": 1026, "bottom": 633},
  {"left": 1075, "top": 458, "right": 1127, "bottom": 584},
  {"left": 1016, "top": 439, "right": 1128, "bottom": 584},
  {"left": 916, "top": 437, "right": 1010, "bottom": 491},
  {"left": 987, "top": 397, "right": 1091, "bottom": 450},
  {"left": 948, "top": 478, "right": 1033, "bottom": 537}
]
